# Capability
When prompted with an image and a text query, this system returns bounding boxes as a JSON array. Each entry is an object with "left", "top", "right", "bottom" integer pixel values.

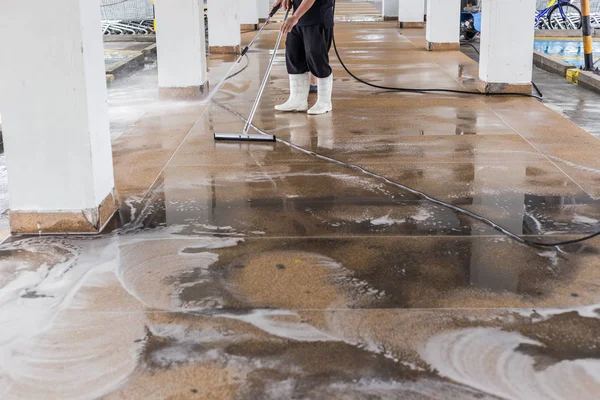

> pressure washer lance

[
  {"left": 213, "top": 8, "right": 290, "bottom": 142},
  {"left": 243, "top": 5, "right": 281, "bottom": 60},
  {"left": 208, "top": 4, "right": 282, "bottom": 103}
]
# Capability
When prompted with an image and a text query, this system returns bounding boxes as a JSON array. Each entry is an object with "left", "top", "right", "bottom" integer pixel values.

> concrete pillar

[
  {"left": 383, "top": 0, "right": 399, "bottom": 21},
  {"left": 398, "top": 0, "right": 425, "bottom": 28},
  {"left": 240, "top": 0, "right": 259, "bottom": 30},
  {"left": 0, "top": 0, "right": 116, "bottom": 234},
  {"left": 425, "top": 0, "right": 461, "bottom": 51},
  {"left": 478, "top": 0, "right": 535, "bottom": 94},
  {"left": 257, "top": 0, "right": 270, "bottom": 22},
  {"left": 155, "top": 0, "right": 208, "bottom": 98},
  {"left": 208, "top": 0, "right": 241, "bottom": 54}
]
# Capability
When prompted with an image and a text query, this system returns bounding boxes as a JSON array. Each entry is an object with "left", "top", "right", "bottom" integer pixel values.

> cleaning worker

[{"left": 273, "top": 0, "right": 334, "bottom": 115}]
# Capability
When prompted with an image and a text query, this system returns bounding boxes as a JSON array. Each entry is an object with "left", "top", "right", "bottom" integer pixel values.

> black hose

[
  {"left": 460, "top": 42, "right": 480, "bottom": 55},
  {"left": 332, "top": 38, "right": 542, "bottom": 100},
  {"left": 222, "top": 2, "right": 282, "bottom": 82},
  {"left": 332, "top": 1, "right": 541, "bottom": 100},
  {"left": 225, "top": 54, "right": 250, "bottom": 80},
  {"left": 532, "top": 81, "right": 544, "bottom": 98},
  {"left": 213, "top": 100, "right": 600, "bottom": 248},
  {"left": 213, "top": 3, "right": 598, "bottom": 248}
]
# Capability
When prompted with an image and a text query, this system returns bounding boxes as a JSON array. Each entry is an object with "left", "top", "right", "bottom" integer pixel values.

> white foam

[
  {"left": 421, "top": 328, "right": 600, "bottom": 400},
  {"left": 0, "top": 231, "right": 243, "bottom": 399},
  {"left": 325, "top": 378, "right": 497, "bottom": 399},
  {"left": 412, "top": 208, "right": 433, "bottom": 222},
  {"left": 537, "top": 250, "right": 561, "bottom": 268},
  {"left": 0, "top": 236, "right": 148, "bottom": 400},
  {"left": 370, "top": 214, "right": 406, "bottom": 226},
  {"left": 220, "top": 310, "right": 340, "bottom": 342},
  {"left": 573, "top": 215, "right": 600, "bottom": 225}
]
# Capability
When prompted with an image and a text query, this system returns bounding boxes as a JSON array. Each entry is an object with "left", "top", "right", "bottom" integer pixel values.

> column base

[
  {"left": 241, "top": 24, "right": 258, "bottom": 31},
  {"left": 578, "top": 71, "right": 600, "bottom": 93},
  {"left": 478, "top": 80, "right": 532, "bottom": 94},
  {"left": 399, "top": 21, "right": 425, "bottom": 29},
  {"left": 426, "top": 41, "right": 460, "bottom": 51},
  {"left": 209, "top": 45, "right": 242, "bottom": 55},
  {"left": 10, "top": 192, "right": 116, "bottom": 235},
  {"left": 384, "top": 16, "right": 399, "bottom": 21},
  {"left": 158, "top": 82, "right": 210, "bottom": 100}
]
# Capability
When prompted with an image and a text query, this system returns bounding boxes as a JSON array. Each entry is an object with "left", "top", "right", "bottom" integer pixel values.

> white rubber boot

[
  {"left": 307, "top": 73, "right": 333, "bottom": 115},
  {"left": 275, "top": 72, "right": 310, "bottom": 112}
]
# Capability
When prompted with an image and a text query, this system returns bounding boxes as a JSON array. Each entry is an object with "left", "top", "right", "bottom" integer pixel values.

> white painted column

[
  {"left": 240, "top": 0, "right": 259, "bottom": 29},
  {"left": 0, "top": 0, "right": 115, "bottom": 234},
  {"left": 383, "top": 0, "right": 399, "bottom": 20},
  {"left": 155, "top": 0, "right": 208, "bottom": 98},
  {"left": 208, "top": 0, "right": 242, "bottom": 54},
  {"left": 478, "top": 0, "right": 536, "bottom": 93},
  {"left": 257, "top": 0, "right": 270, "bottom": 22},
  {"left": 398, "top": 0, "right": 425, "bottom": 28},
  {"left": 425, "top": 0, "right": 461, "bottom": 51}
]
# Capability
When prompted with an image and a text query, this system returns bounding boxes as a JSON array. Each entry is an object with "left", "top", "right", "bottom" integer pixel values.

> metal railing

[
  {"left": 101, "top": 0, "right": 154, "bottom": 35},
  {"left": 100, "top": 0, "right": 154, "bottom": 21},
  {"left": 100, "top": 0, "right": 600, "bottom": 35}
]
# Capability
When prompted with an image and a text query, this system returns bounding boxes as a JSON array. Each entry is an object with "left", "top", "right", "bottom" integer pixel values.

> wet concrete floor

[
  {"left": 461, "top": 41, "right": 600, "bottom": 139},
  {"left": 2, "top": 11, "right": 600, "bottom": 400}
]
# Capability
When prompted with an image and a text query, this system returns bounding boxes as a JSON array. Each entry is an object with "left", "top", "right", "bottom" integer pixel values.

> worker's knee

[{"left": 305, "top": 54, "right": 332, "bottom": 79}]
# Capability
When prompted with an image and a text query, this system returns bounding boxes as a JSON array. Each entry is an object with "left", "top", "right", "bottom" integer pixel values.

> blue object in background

[
  {"left": 534, "top": 39, "right": 600, "bottom": 68},
  {"left": 472, "top": 12, "right": 482, "bottom": 32}
]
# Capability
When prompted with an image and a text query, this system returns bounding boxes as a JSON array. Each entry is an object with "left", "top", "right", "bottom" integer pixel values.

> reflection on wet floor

[
  {"left": 132, "top": 160, "right": 600, "bottom": 239},
  {"left": 117, "top": 233, "right": 600, "bottom": 309},
  {"left": 3, "top": 14, "right": 600, "bottom": 400},
  {"left": 461, "top": 42, "right": 600, "bottom": 139}
]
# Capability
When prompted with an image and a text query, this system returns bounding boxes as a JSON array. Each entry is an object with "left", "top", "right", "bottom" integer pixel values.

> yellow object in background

[
  {"left": 566, "top": 68, "right": 581, "bottom": 84},
  {"left": 581, "top": 0, "right": 594, "bottom": 69},
  {"left": 152, "top": 0, "right": 156, "bottom": 33}
]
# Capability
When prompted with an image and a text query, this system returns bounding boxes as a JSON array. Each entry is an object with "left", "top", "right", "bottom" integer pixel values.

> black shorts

[{"left": 285, "top": 24, "right": 333, "bottom": 78}]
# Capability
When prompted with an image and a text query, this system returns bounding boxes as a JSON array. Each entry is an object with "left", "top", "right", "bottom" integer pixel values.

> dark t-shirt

[{"left": 293, "top": 0, "right": 334, "bottom": 27}]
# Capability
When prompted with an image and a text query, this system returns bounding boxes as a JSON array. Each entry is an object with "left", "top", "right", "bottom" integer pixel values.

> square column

[
  {"left": 478, "top": 0, "right": 535, "bottom": 94},
  {"left": 0, "top": 0, "right": 116, "bottom": 234},
  {"left": 398, "top": 0, "right": 425, "bottom": 28},
  {"left": 383, "top": 0, "right": 399, "bottom": 21},
  {"left": 240, "top": 0, "right": 260, "bottom": 30},
  {"left": 155, "top": 0, "right": 208, "bottom": 99},
  {"left": 208, "top": 0, "right": 241, "bottom": 54},
  {"left": 425, "top": 0, "right": 460, "bottom": 51},
  {"left": 257, "top": 0, "right": 270, "bottom": 22}
]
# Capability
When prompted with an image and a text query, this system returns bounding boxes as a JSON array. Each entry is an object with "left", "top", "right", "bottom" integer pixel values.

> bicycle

[{"left": 535, "top": 0, "right": 582, "bottom": 29}]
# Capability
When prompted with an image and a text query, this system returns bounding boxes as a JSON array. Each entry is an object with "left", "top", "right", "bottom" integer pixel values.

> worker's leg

[
  {"left": 310, "top": 73, "right": 318, "bottom": 93},
  {"left": 304, "top": 25, "right": 334, "bottom": 115},
  {"left": 275, "top": 26, "right": 310, "bottom": 112}
]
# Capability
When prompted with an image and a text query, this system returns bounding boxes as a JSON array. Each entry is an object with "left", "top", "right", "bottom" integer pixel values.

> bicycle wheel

[{"left": 548, "top": 4, "right": 582, "bottom": 29}]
